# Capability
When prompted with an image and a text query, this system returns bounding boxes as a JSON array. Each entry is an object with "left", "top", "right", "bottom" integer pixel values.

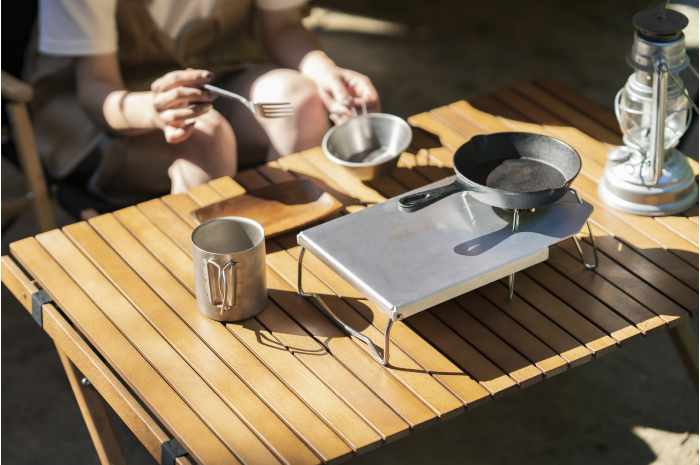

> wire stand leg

[
  {"left": 297, "top": 246, "right": 393, "bottom": 365},
  {"left": 508, "top": 209, "right": 520, "bottom": 300},
  {"left": 569, "top": 188, "right": 598, "bottom": 270}
]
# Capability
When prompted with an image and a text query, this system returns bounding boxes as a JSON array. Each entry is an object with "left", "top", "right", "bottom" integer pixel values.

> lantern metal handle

[{"left": 648, "top": 58, "right": 669, "bottom": 185}]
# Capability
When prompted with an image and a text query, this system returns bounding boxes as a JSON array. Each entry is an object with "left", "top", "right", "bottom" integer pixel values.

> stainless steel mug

[{"left": 191, "top": 216, "right": 267, "bottom": 321}]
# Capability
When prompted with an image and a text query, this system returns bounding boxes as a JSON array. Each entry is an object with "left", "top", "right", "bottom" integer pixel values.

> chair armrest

[{"left": 2, "top": 70, "right": 33, "bottom": 103}]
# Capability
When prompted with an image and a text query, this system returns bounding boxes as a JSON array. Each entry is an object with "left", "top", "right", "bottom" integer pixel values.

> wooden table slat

[
  {"left": 493, "top": 87, "right": 700, "bottom": 252},
  {"left": 653, "top": 216, "right": 699, "bottom": 247},
  {"left": 145, "top": 185, "right": 456, "bottom": 428},
  {"left": 251, "top": 165, "right": 520, "bottom": 399},
  {"left": 396, "top": 151, "right": 608, "bottom": 363},
  {"left": 548, "top": 247, "right": 665, "bottom": 334},
  {"left": 36, "top": 229, "right": 287, "bottom": 465},
  {"left": 508, "top": 84, "right": 700, "bottom": 241},
  {"left": 456, "top": 292, "right": 568, "bottom": 376},
  {"left": 431, "top": 303, "right": 544, "bottom": 386},
  {"left": 1, "top": 256, "right": 194, "bottom": 465},
  {"left": 264, "top": 266, "right": 453, "bottom": 425},
  {"left": 91, "top": 209, "right": 354, "bottom": 463},
  {"left": 202, "top": 177, "right": 461, "bottom": 420},
  {"left": 275, "top": 233, "right": 496, "bottom": 404},
  {"left": 418, "top": 96, "right": 700, "bottom": 291},
  {"left": 579, "top": 222, "right": 698, "bottom": 310},
  {"left": 158, "top": 178, "right": 453, "bottom": 433},
  {"left": 224, "top": 312, "right": 383, "bottom": 454},
  {"left": 533, "top": 81, "right": 620, "bottom": 133},
  {"left": 10, "top": 238, "right": 240, "bottom": 465},
  {"left": 514, "top": 82, "right": 620, "bottom": 145},
  {"left": 492, "top": 274, "right": 617, "bottom": 356},
  {"left": 63, "top": 220, "right": 326, "bottom": 465},
  {"left": 263, "top": 157, "right": 557, "bottom": 393},
  {"left": 237, "top": 167, "right": 510, "bottom": 405},
  {"left": 462, "top": 93, "right": 700, "bottom": 265},
  {"left": 524, "top": 264, "right": 639, "bottom": 344},
  {"left": 385, "top": 152, "right": 564, "bottom": 385},
  {"left": 251, "top": 284, "right": 411, "bottom": 443},
  {"left": 415, "top": 95, "right": 695, "bottom": 330},
  {"left": 276, "top": 150, "right": 386, "bottom": 206},
  {"left": 558, "top": 233, "right": 692, "bottom": 319},
  {"left": 476, "top": 281, "right": 601, "bottom": 363},
  {"left": 406, "top": 312, "right": 517, "bottom": 395}
]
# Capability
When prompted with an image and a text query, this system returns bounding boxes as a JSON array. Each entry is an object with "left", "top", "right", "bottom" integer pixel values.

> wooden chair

[{"left": 2, "top": 70, "right": 56, "bottom": 231}]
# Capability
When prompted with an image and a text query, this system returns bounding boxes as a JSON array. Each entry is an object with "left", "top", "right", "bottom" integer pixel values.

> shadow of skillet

[{"left": 454, "top": 201, "right": 587, "bottom": 256}]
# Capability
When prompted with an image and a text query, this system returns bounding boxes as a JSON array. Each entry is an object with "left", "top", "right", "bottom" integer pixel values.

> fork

[{"left": 203, "top": 84, "right": 294, "bottom": 119}]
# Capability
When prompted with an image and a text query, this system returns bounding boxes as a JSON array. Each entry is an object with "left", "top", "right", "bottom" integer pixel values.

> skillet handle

[{"left": 399, "top": 180, "right": 464, "bottom": 212}]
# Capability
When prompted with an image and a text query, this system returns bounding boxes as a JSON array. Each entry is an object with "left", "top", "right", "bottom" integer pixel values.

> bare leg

[
  {"left": 90, "top": 64, "right": 328, "bottom": 198},
  {"left": 215, "top": 65, "right": 329, "bottom": 168},
  {"left": 92, "top": 109, "right": 237, "bottom": 197}
]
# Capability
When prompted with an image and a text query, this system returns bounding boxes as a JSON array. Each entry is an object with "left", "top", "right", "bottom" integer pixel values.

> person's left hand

[{"left": 308, "top": 65, "right": 381, "bottom": 124}]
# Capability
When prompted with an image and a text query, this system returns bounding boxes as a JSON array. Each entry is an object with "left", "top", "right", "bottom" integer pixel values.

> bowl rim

[{"left": 322, "top": 113, "right": 413, "bottom": 167}]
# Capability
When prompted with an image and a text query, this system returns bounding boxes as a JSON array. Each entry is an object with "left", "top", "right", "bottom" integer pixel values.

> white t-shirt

[{"left": 39, "top": 0, "right": 306, "bottom": 56}]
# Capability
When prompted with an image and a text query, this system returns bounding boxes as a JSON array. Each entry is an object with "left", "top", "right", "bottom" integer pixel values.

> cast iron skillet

[{"left": 399, "top": 132, "right": 582, "bottom": 212}]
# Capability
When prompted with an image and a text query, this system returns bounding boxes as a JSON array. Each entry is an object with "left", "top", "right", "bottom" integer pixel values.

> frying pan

[{"left": 399, "top": 132, "right": 582, "bottom": 212}]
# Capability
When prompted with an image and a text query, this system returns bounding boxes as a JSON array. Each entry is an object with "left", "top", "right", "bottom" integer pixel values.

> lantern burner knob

[{"left": 633, "top": 7, "right": 688, "bottom": 42}]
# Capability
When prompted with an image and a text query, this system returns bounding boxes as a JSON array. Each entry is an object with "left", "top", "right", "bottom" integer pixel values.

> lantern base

[{"left": 599, "top": 147, "right": 698, "bottom": 216}]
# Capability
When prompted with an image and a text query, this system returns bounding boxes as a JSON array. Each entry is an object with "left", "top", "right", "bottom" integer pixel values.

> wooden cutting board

[{"left": 192, "top": 179, "right": 343, "bottom": 237}]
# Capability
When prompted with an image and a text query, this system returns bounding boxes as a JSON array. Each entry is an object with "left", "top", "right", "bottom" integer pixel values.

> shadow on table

[
  {"left": 252, "top": 229, "right": 698, "bottom": 384},
  {"left": 237, "top": 88, "right": 697, "bottom": 393}
]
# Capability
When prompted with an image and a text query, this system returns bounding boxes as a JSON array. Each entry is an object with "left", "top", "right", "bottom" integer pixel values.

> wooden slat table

[{"left": 3, "top": 81, "right": 698, "bottom": 465}]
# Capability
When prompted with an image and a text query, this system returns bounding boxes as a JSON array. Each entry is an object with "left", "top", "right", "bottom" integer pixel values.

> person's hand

[
  {"left": 301, "top": 52, "right": 380, "bottom": 124},
  {"left": 314, "top": 67, "right": 380, "bottom": 124},
  {"left": 150, "top": 69, "right": 214, "bottom": 143}
]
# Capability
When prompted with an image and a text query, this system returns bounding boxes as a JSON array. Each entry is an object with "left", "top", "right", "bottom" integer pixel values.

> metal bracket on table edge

[
  {"left": 161, "top": 438, "right": 188, "bottom": 465},
  {"left": 297, "top": 246, "right": 397, "bottom": 366},
  {"left": 31, "top": 290, "right": 52, "bottom": 327}
]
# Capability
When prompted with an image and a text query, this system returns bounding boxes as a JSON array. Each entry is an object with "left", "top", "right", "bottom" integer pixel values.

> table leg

[
  {"left": 57, "top": 347, "right": 127, "bottom": 465},
  {"left": 668, "top": 319, "right": 699, "bottom": 388}
]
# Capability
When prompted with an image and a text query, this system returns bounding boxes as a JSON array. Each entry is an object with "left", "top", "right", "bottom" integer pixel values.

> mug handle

[{"left": 206, "top": 259, "right": 237, "bottom": 314}]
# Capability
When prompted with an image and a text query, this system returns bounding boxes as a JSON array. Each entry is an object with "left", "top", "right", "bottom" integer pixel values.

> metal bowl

[{"left": 322, "top": 113, "right": 412, "bottom": 181}]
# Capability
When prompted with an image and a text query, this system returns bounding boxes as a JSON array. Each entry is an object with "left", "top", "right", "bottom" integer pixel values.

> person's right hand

[{"left": 150, "top": 69, "right": 214, "bottom": 143}]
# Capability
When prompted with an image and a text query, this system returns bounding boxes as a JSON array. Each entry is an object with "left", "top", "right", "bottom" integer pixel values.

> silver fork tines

[{"left": 203, "top": 84, "right": 294, "bottom": 119}]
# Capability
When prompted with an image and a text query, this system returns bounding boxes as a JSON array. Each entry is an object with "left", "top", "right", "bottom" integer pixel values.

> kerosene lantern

[{"left": 599, "top": 6, "right": 698, "bottom": 215}]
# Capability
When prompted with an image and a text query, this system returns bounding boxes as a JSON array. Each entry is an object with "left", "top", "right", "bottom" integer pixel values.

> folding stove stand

[{"left": 297, "top": 178, "right": 598, "bottom": 365}]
